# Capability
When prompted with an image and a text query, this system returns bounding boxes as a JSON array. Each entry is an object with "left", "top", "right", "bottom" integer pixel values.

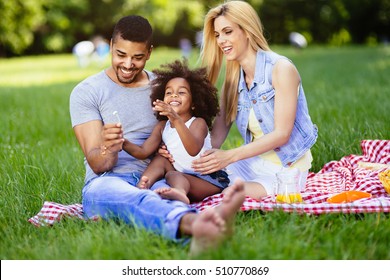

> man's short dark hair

[{"left": 112, "top": 15, "right": 153, "bottom": 47}]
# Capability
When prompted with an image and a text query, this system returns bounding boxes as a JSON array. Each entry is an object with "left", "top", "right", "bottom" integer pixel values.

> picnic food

[
  {"left": 276, "top": 193, "right": 303, "bottom": 203},
  {"left": 379, "top": 169, "right": 390, "bottom": 195},
  {"left": 358, "top": 161, "right": 390, "bottom": 170},
  {"left": 327, "top": 190, "right": 371, "bottom": 203}
]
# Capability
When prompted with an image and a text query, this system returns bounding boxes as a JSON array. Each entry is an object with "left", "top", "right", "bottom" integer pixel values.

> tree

[
  {"left": 0, "top": 0, "right": 46, "bottom": 55},
  {"left": 258, "top": 0, "right": 350, "bottom": 45},
  {"left": 1, "top": 0, "right": 389, "bottom": 57},
  {"left": 343, "top": 0, "right": 390, "bottom": 44}
]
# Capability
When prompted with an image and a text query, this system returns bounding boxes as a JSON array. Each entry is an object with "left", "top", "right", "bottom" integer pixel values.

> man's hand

[{"left": 100, "top": 123, "right": 124, "bottom": 154}]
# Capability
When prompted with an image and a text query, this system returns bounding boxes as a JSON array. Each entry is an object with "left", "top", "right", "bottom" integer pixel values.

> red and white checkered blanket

[{"left": 29, "top": 140, "right": 390, "bottom": 227}]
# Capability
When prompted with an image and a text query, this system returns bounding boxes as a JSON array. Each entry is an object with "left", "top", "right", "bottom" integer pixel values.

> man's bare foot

[
  {"left": 155, "top": 187, "right": 190, "bottom": 204},
  {"left": 138, "top": 176, "right": 150, "bottom": 189},
  {"left": 189, "top": 208, "right": 226, "bottom": 257},
  {"left": 189, "top": 179, "right": 245, "bottom": 256}
]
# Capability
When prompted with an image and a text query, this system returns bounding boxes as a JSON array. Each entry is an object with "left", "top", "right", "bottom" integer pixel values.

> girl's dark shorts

[{"left": 188, "top": 170, "right": 230, "bottom": 189}]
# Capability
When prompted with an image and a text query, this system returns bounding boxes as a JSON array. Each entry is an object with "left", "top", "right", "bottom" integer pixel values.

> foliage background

[{"left": 1, "top": 0, "right": 389, "bottom": 57}]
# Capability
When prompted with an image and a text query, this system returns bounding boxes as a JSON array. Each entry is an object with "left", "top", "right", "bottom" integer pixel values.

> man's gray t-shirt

[{"left": 69, "top": 70, "right": 157, "bottom": 183}]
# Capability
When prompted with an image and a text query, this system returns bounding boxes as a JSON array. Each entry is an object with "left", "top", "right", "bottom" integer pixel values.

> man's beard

[{"left": 116, "top": 67, "right": 138, "bottom": 84}]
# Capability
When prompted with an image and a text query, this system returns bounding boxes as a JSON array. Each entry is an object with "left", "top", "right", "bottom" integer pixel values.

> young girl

[{"left": 123, "top": 60, "right": 230, "bottom": 204}]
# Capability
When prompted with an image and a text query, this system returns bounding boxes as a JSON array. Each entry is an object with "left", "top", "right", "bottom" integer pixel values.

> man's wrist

[
  {"left": 100, "top": 144, "right": 108, "bottom": 155},
  {"left": 100, "top": 145, "right": 116, "bottom": 156}
]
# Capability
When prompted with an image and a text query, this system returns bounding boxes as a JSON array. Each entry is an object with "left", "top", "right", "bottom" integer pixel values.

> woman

[{"left": 191, "top": 0, "right": 318, "bottom": 200}]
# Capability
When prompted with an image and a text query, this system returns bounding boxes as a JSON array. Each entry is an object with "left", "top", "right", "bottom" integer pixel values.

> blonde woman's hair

[{"left": 201, "top": 0, "right": 270, "bottom": 124}]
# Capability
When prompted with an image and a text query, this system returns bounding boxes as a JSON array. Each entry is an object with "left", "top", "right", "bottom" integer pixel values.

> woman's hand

[{"left": 192, "top": 149, "right": 233, "bottom": 174}]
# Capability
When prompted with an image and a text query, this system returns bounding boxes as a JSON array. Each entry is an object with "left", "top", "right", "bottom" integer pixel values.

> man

[{"left": 69, "top": 15, "right": 244, "bottom": 254}]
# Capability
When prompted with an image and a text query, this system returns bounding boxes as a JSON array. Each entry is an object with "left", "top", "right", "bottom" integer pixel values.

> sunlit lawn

[{"left": 0, "top": 45, "right": 389, "bottom": 260}]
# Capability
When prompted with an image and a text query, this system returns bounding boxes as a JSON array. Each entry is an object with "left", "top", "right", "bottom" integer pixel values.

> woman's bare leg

[{"left": 222, "top": 181, "right": 267, "bottom": 200}]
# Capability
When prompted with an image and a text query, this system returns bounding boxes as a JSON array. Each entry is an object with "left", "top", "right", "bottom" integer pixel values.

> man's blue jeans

[{"left": 82, "top": 172, "right": 196, "bottom": 241}]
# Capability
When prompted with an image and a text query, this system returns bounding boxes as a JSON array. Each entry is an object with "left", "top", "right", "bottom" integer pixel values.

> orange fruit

[{"left": 327, "top": 190, "right": 371, "bottom": 204}]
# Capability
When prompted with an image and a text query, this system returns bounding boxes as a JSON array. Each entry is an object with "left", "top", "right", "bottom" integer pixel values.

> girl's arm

[
  {"left": 153, "top": 99, "right": 208, "bottom": 156},
  {"left": 122, "top": 121, "right": 165, "bottom": 159},
  {"left": 174, "top": 117, "right": 208, "bottom": 156}
]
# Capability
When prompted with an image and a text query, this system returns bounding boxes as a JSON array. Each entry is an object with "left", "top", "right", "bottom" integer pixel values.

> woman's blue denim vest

[{"left": 236, "top": 51, "right": 318, "bottom": 167}]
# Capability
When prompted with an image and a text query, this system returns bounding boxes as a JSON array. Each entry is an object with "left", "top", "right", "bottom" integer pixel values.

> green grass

[{"left": 1, "top": 45, "right": 389, "bottom": 260}]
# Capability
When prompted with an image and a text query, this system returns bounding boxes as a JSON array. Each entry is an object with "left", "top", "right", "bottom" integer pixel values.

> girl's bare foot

[
  {"left": 189, "top": 179, "right": 245, "bottom": 256},
  {"left": 138, "top": 176, "right": 150, "bottom": 189},
  {"left": 155, "top": 187, "right": 190, "bottom": 204}
]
